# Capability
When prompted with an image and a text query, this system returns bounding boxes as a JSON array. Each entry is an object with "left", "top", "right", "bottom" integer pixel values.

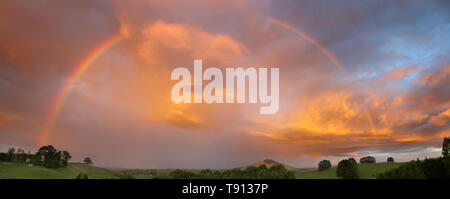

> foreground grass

[
  {"left": 295, "top": 162, "right": 403, "bottom": 179},
  {"left": 0, "top": 161, "right": 116, "bottom": 179}
]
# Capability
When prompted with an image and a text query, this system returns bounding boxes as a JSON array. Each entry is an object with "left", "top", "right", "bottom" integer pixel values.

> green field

[
  {"left": 295, "top": 162, "right": 403, "bottom": 179},
  {"left": 0, "top": 161, "right": 404, "bottom": 179},
  {"left": 0, "top": 161, "right": 116, "bottom": 179}
]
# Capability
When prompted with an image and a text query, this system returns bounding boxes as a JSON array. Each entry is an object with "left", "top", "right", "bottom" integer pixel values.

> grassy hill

[
  {"left": 0, "top": 161, "right": 404, "bottom": 179},
  {"left": 0, "top": 161, "right": 116, "bottom": 179},
  {"left": 295, "top": 162, "right": 403, "bottom": 179}
]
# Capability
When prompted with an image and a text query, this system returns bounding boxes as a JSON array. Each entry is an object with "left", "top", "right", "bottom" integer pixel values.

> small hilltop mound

[{"left": 249, "top": 159, "right": 297, "bottom": 171}]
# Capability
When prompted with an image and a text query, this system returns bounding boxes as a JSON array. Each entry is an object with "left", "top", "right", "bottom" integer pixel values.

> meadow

[
  {"left": 0, "top": 161, "right": 116, "bottom": 179},
  {"left": 295, "top": 162, "right": 403, "bottom": 179},
  {"left": 0, "top": 161, "right": 405, "bottom": 179}
]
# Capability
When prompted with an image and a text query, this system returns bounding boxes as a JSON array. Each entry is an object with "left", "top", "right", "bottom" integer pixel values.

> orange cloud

[
  {"left": 138, "top": 21, "right": 248, "bottom": 68},
  {"left": 417, "top": 64, "right": 450, "bottom": 86},
  {"left": 76, "top": 20, "right": 250, "bottom": 131},
  {"left": 381, "top": 65, "right": 421, "bottom": 81},
  {"left": 429, "top": 109, "right": 450, "bottom": 126}
]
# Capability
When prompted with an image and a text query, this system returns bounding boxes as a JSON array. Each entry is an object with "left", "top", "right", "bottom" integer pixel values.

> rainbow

[
  {"left": 268, "top": 18, "right": 345, "bottom": 70},
  {"left": 38, "top": 33, "right": 124, "bottom": 146}
]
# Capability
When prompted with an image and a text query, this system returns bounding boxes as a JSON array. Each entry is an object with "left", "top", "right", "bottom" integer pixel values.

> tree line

[
  {"left": 0, "top": 145, "right": 71, "bottom": 169},
  {"left": 167, "top": 164, "right": 295, "bottom": 179}
]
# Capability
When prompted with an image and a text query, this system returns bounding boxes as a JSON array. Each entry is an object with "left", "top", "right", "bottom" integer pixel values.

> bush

[
  {"left": 377, "top": 160, "right": 425, "bottom": 179},
  {"left": 377, "top": 157, "right": 450, "bottom": 179},
  {"left": 422, "top": 157, "right": 450, "bottom": 179},
  {"left": 337, "top": 159, "right": 358, "bottom": 179},
  {"left": 387, "top": 157, "right": 394, "bottom": 163},
  {"left": 318, "top": 160, "right": 331, "bottom": 171}
]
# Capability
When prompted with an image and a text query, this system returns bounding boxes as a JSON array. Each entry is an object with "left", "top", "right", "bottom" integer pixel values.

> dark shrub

[
  {"left": 387, "top": 157, "right": 394, "bottom": 163},
  {"left": 377, "top": 160, "right": 425, "bottom": 179},
  {"left": 337, "top": 159, "right": 358, "bottom": 179},
  {"left": 318, "top": 160, "right": 331, "bottom": 171},
  {"left": 422, "top": 157, "right": 450, "bottom": 179},
  {"left": 377, "top": 157, "right": 450, "bottom": 179}
]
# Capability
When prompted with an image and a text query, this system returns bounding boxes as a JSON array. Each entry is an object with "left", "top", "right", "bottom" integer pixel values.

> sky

[{"left": 0, "top": 0, "right": 449, "bottom": 169}]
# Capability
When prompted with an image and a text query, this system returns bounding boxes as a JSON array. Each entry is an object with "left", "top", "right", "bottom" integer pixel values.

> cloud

[
  {"left": 137, "top": 20, "right": 248, "bottom": 68},
  {"left": 429, "top": 109, "right": 450, "bottom": 126},
  {"left": 417, "top": 64, "right": 450, "bottom": 86},
  {"left": 381, "top": 65, "right": 422, "bottom": 81}
]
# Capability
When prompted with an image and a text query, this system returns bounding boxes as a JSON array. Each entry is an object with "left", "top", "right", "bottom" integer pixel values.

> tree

[
  {"left": 7, "top": 147, "right": 15, "bottom": 161},
  {"left": 83, "top": 157, "right": 93, "bottom": 165},
  {"left": 387, "top": 157, "right": 394, "bottom": 163},
  {"left": 443, "top": 137, "right": 449, "bottom": 157},
  {"left": 318, "top": 160, "right": 331, "bottom": 171},
  {"left": 14, "top": 148, "right": 27, "bottom": 163},
  {"left": 337, "top": 159, "right": 358, "bottom": 179},
  {"left": 348, "top": 158, "right": 357, "bottom": 166},
  {"left": 32, "top": 145, "right": 69, "bottom": 168},
  {"left": 32, "top": 152, "right": 43, "bottom": 166},
  {"left": 62, "top": 150, "right": 71, "bottom": 167},
  {"left": 360, "top": 156, "right": 376, "bottom": 163},
  {"left": 36, "top": 145, "right": 61, "bottom": 168}
]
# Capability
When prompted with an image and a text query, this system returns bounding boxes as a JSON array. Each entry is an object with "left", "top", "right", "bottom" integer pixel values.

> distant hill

[
  {"left": 0, "top": 161, "right": 116, "bottom": 179},
  {"left": 249, "top": 159, "right": 298, "bottom": 171}
]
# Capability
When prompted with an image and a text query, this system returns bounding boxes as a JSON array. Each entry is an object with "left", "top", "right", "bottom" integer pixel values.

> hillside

[
  {"left": 295, "top": 162, "right": 403, "bottom": 179},
  {"left": 0, "top": 161, "right": 405, "bottom": 179},
  {"left": 249, "top": 159, "right": 298, "bottom": 171},
  {"left": 0, "top": 161, "right": 116, "bottom": 179}
]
